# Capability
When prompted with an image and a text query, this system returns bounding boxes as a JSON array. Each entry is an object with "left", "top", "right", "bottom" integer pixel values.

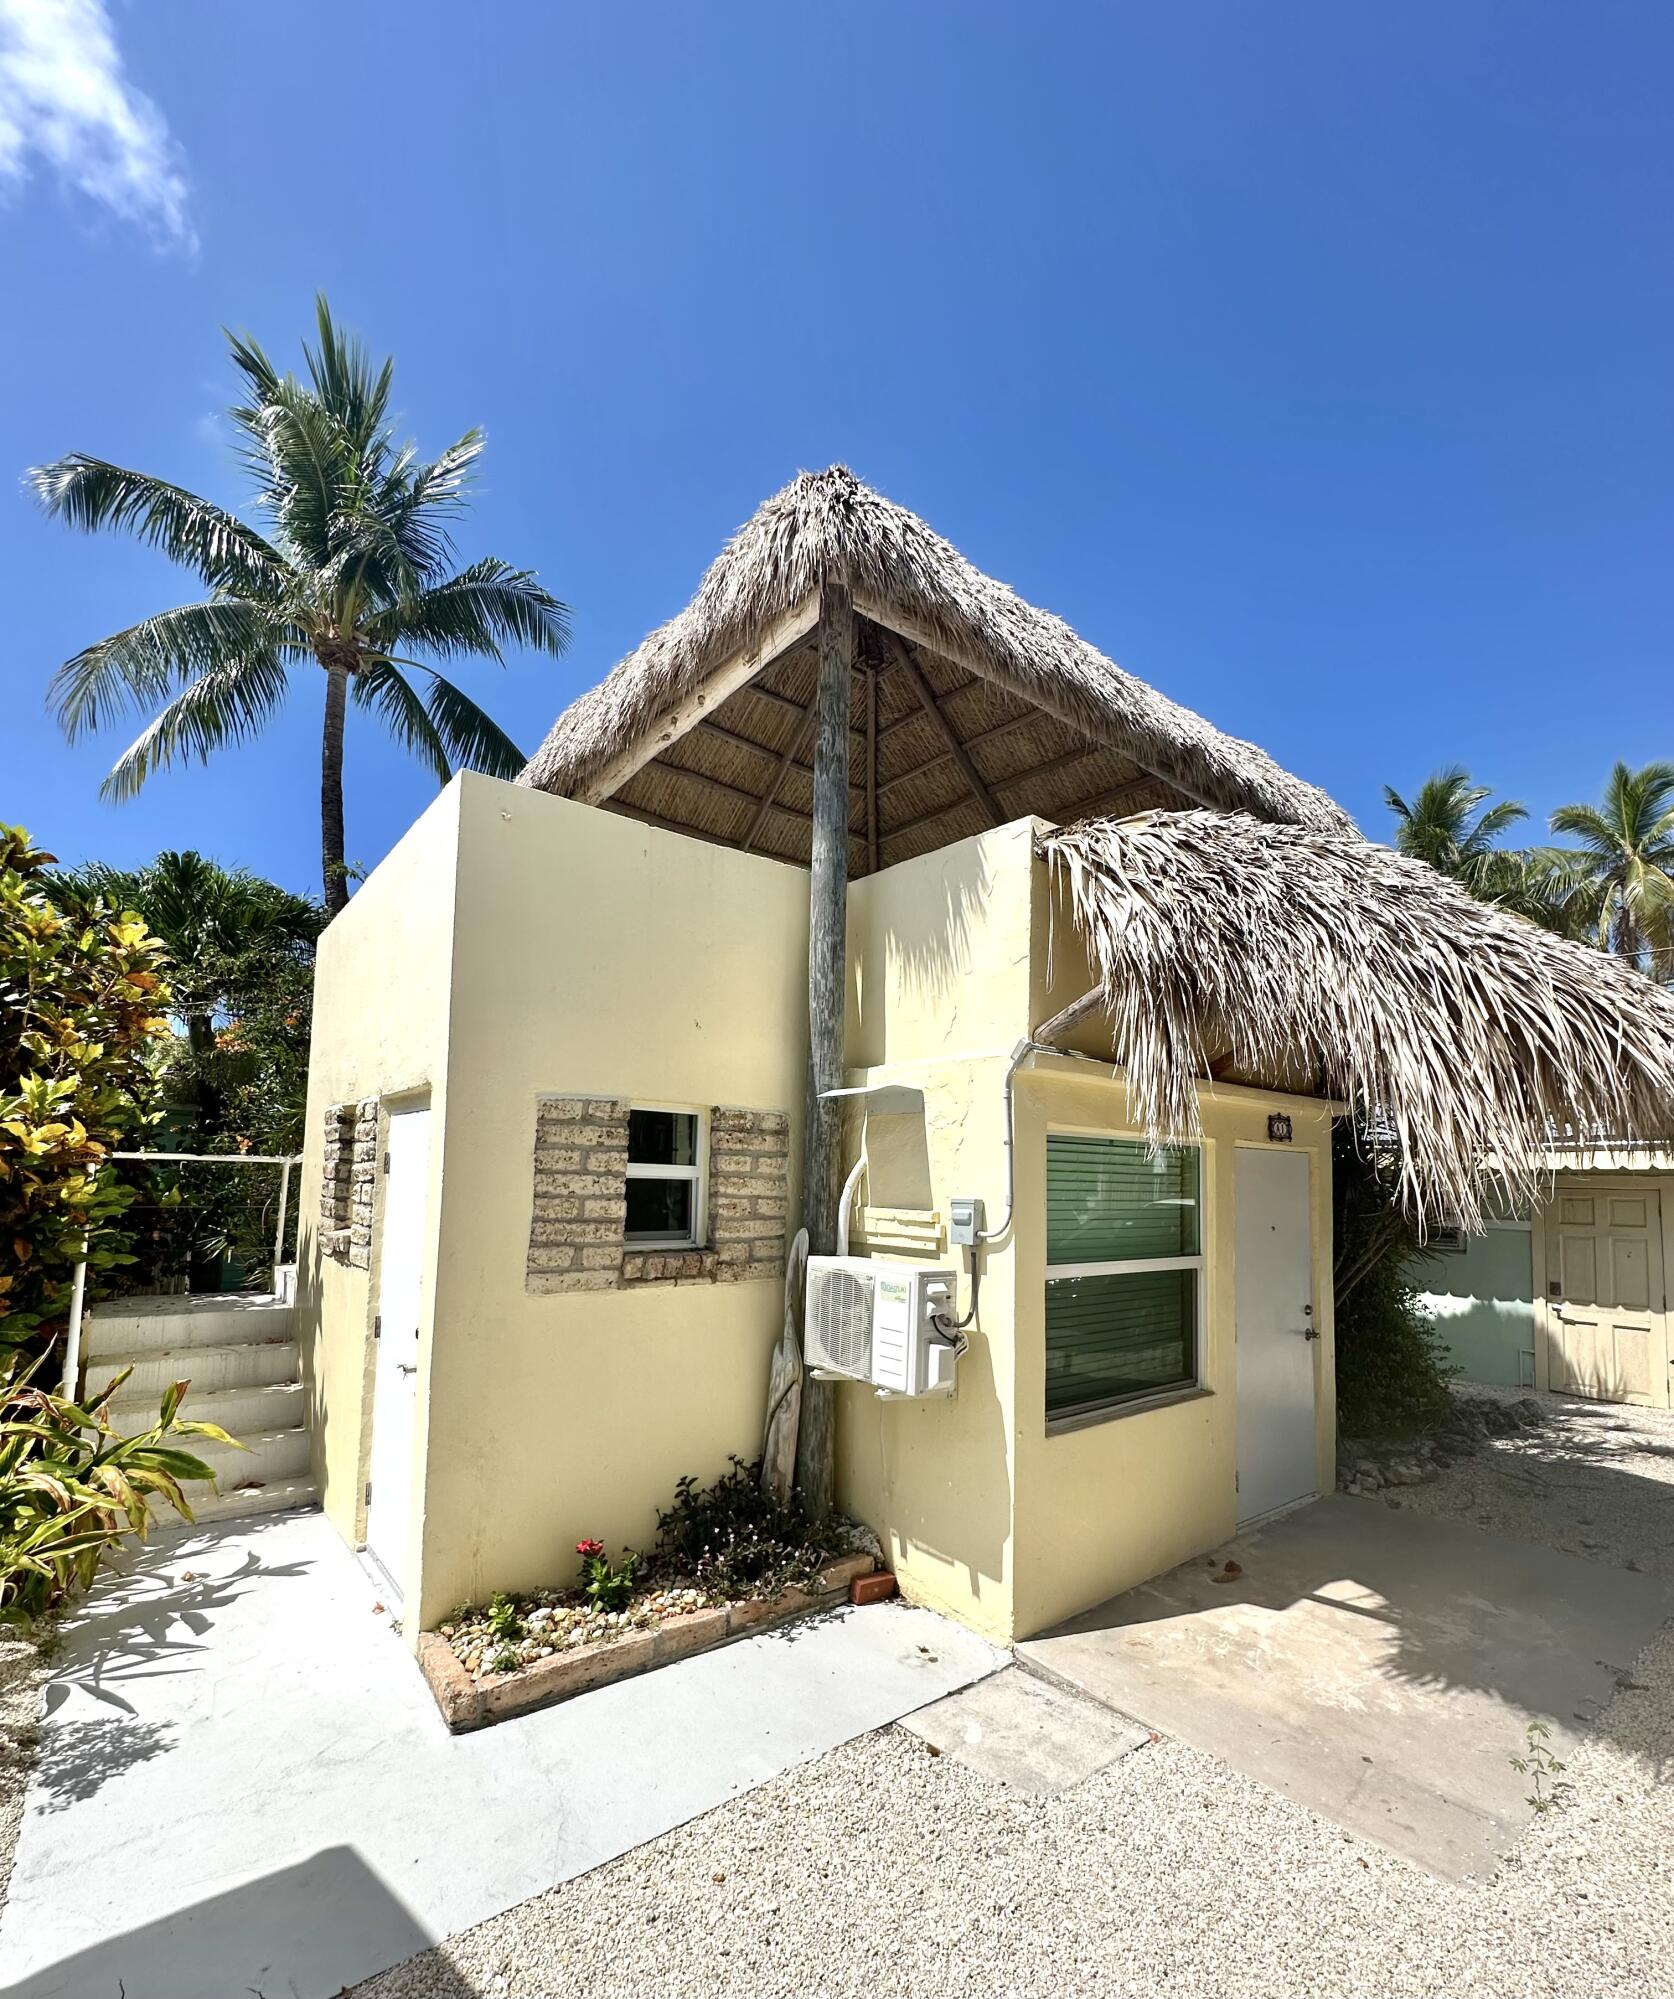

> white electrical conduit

[
  {"left": 976, "top": 1035, "right": 1115, "bottom": 1245},
  {"left": 819, "top": 1082, "right": 926, "bottom": 1258}
]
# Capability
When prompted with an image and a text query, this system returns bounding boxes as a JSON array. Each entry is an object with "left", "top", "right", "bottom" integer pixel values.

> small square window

[{"left": 625, "top": 1107, "right": 706, "bottom": 1248}]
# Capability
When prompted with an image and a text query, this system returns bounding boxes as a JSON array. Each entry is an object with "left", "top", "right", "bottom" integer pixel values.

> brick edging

[{"left": 416, "top": 1553, "right": 877, "bottom": 1734}]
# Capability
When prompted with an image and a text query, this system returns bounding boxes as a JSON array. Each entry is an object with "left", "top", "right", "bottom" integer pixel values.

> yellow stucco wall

[
  {"left": 835, "top": 820, "right": 1038, "bottom": 1643},
  {"left": 835, "top": 823, "right": 1336, "bottom": 1645},
  {"left": 412, "top": 776, "right": 812, "bottom": 1633},
  {"left": 296, "top": 782, "right": 461, "bottom": 1556},
  {"left": 1009, "top": 1061, "right": 1336, "bottom": 1638},
  {"left": 305, "top": 796, "right": 1336, "bottom": 1653}
]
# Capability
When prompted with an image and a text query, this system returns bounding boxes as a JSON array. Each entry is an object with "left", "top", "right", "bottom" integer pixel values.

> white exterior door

[
  {"left": 1235, "top": 1147, "right": 1317, "bottom": 1525},
  {"left": 367, "top": 1103, "right": 430, "bottom": 1597},
  {"left": 1544, "top": 1181, "right": 1667, "bottom": 1406}
]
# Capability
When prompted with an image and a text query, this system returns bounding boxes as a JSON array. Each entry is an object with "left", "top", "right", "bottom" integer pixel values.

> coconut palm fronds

[{"left": 1042, "top": 811, "right": 1674, "bottom": 1231}]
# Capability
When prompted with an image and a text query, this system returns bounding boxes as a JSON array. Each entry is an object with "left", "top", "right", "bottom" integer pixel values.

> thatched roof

[
  {"left": 519, "top": 468, "right": 1352, "bottom": 871},
  {"left": 1042, "top": 811, "right": 1674, "bottom": 1229}
]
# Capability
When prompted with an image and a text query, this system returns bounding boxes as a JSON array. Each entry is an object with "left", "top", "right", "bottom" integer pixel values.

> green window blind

[
  {"left": 1045, "top": 1270, "right": 1196, "bottom": 1416},
  {"left": 1045, "top": 1136, "right": 1200, "bottom": 1420},
  {"left": 1046, "top": 1136, "right": 1199, "bottom": 1265}
]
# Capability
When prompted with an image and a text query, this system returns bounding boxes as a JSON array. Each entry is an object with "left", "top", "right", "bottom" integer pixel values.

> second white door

[
  {"left": 367, "top": 1102, "right": 430, "bottom": 1597},
  {"left": 1235, "top": 1146, "right": 1317, "bottom": 1525}
]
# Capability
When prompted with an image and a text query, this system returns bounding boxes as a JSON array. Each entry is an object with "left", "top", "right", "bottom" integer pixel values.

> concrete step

[
  {"left": 87, "top": 1337, "right": 301, "bottom": 1403},
  {"left": 84, "top": 1293, "right": 293, "bottom": 1361},
  {"left": 190, "top": 1426, "right": 312, "bottom": 1486},
  {"left": 104, "top": 1378, "right": 307, "bottom": 1439},
  {"left": 158, "top": 1474, "right": 320, "bottom": 1527}
]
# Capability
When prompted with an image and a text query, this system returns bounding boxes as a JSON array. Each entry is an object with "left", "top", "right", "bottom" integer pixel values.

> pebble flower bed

[
  {"left": 418, "top": 1459, "right": 884, "bottom": 1730},
  {"left": 441, "top": 1583, "right": 714, "bottom": 1682}
]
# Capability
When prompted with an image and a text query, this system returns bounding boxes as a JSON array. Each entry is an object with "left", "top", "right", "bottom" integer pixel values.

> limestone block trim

[
  {"left": 526, "top": 1098, "right": 790, "bottom": 1294},
  {"left": 321, "top": 1098, "right": 379, "bottom": 1269},
  {"left": 527, "top": 1096, "right": 630, "bottom": 1294},
  {"left": 697, "top": 1106, "right": 790, "bottom": 1286}
]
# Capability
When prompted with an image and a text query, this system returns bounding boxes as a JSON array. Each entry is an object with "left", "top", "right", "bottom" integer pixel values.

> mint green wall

[{"left": 1412, "top": 1226, "right": 1536, "bottom": 1388}]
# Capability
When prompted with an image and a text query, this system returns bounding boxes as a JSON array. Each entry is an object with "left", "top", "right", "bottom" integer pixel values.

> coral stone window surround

[{"left": 624, "top": 1105, "right": 708, "bottom": 1248}]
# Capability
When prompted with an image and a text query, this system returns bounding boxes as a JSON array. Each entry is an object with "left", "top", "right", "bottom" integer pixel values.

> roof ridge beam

[{"left": 579, "top": 594, "right": 820, "bottom": 805}]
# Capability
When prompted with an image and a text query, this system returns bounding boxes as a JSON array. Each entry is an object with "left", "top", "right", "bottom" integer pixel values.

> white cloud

[{"left": 0, "top": 0, "right": 193, "bottom": 247}]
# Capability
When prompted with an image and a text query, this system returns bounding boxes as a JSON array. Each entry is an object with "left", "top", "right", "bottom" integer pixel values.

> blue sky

[{"left": 2, "top": 0, "right": 1669, "bottom": 898}]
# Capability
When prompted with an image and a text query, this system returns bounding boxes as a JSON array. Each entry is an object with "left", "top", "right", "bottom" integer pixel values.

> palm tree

[
  {"left": 48, "top": 850, "right": 321, "bottom": 1053},
  {"left": 1383, "top": 767, "right": 1534, "bottom": 905},
  {"left": 1540, "top": 761, "right": 1674, "bottom": 975},
  {"left": 32, "top": 296, "right": 570, "bottom": 914}
]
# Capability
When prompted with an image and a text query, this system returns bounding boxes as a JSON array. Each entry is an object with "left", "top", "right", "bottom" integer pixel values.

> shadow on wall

[
  {"left": 851, "top": 834, "right": 994, "bottom": 1066},
  {"left": 0, "top": 1845, "right": 468, "bottom": 1999},
  {"left": 838, "top": 1277, "right": 1014, "bottom": 1629}
]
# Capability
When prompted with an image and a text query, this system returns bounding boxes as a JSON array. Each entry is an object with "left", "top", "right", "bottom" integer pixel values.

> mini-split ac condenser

[{"left": 804, "top": 1255, "right": 960, "bottom": 1397}]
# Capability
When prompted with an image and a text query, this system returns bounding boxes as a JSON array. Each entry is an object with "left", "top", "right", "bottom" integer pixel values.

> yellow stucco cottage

[{"left": 295, "top": 469, "right": 1674, "bottom": 1649}]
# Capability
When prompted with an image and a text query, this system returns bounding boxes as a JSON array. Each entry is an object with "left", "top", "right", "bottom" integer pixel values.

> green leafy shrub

[
  {"left": 652, "top": 1457, "right": 845, "bottom": 1604},
  {"left": 1333, "top": 1123, "right": 1458, "bottom": 1438},
  {"left": 1, "top": 1365, "right": 236, "bottom": 1628},
  {"left": 0, "top": 827, "right": 170, "bottom": 1354},
  {"left": 1335, "top": 1258, "right": 1458, "bottom": 1437},
  {"left": 47, "top": 851, "right": 323, "bottom": 1293}
]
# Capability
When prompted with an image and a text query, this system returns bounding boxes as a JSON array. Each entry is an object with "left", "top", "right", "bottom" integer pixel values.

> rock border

[
  {"left": 1337, "top": 1391, "right": 1550, "bottom": 1499},
  {"left": 417, "top": 1553, "right": 878, "bottom": 1733}
]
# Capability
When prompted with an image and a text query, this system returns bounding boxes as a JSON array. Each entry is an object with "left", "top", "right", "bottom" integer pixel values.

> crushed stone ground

[{"left": 356, "top": 1393, "right": 1674, "bottom": 1999}]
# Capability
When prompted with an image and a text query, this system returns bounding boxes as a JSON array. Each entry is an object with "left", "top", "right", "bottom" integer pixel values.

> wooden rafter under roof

[{"left": 518, "top": 466, "right": 1353, "bottom": 874}]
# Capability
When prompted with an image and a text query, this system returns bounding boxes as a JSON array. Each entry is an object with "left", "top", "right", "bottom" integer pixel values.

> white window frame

[
  {"left": 1044, "top": 1129, "right": 1206, "bottom": 1428},
  {"left": 624, "top": 1103, "right": 709, "bottom": 1250}
]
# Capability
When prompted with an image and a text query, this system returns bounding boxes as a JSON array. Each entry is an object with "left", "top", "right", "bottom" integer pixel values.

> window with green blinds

[{"left": 1045, "top": 1135, "right": 1201, "bottom": 1422}]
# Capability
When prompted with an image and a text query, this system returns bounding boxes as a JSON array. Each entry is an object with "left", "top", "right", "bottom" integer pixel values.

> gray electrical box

[{"left": 948, "top": 1196, "right": 983, "bottom": 1246}]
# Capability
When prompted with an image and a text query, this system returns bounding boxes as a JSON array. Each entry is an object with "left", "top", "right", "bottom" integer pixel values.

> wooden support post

[
  {"left": 865, "top": 664, "right": 879, "bottom": 874},
  {"left": 1032, "top": 985, "right": 1105, "bottom": 1047},
  {"left": 793, "top": 579, "right": 853, "bottom": 1519}
]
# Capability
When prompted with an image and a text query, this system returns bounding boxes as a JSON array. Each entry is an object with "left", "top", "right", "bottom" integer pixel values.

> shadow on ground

[
  {"left": 41, "top": 1535, "right": 312, "bottom": 1722},
  {"left": 1020, "top": 1490, "right": 1672, "bottom": 1877},
  {"left": 0, "top": 1845, "right": 473, "bottom": 1999}
]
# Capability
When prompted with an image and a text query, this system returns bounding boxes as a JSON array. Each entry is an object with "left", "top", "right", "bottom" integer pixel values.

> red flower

[{"left": 576, "top": 1538, "right": 605, "bottom": 1559}]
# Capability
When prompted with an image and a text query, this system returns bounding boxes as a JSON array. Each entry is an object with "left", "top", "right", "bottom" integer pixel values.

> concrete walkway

[
  {"left": 0, "top": 1509, "right": 1003, "bottom": 1999},
  {"left": 1018, "top": 1493, "right": 1673, "bottom": 1878}
]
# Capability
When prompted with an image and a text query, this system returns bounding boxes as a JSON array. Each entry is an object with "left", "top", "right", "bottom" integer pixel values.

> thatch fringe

[
  {"left": 1043, "top": 811, "right": 1674, "bottom": 1230},
  {"left": 520, "top": 467, "right": 1352, "bottom": 837}
]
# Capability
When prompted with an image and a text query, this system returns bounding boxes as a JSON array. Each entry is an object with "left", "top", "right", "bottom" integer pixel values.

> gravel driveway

[
  {"left": 0, "top": 1630, "right": 48, "bottom": 1913},
  {"left": 357, "top": 1392, "right": 1674, "bottom": 1999}
]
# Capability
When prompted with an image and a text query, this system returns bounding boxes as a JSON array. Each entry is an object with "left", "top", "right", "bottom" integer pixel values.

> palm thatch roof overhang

[
  {"left": 517, "top": 467, "right": 1353, "bottom": 872},
  {"left": 1040, "top": 812, "right": 1674, "bottom": 1232}
]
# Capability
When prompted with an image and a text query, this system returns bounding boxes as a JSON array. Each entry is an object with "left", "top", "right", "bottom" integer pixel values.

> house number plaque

[{"left": 1267, "top": 1113, "right": 1293, "bottom": 1143}]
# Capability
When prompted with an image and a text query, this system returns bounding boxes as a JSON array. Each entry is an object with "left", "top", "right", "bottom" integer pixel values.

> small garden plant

[
  {"left": 439, "top": 1458, "right": 861, "bottom": 1681},
  {"left": 576, "top": 1536, "right": 639, "bottom": 1612},
  {"left": 1510, "top": 1719, "right": 1572, "bottom": 1814}
]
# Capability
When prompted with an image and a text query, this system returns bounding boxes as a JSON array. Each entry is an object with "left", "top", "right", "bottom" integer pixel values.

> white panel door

[
  {"left": 1544, "top": 1182, "right": 1666, "bottom": 1404},
  {"left": 1235, "top": 1146, "right": 1318, "bottom": 1525},
  {"left": 367, "top": 1103, "right": 430, "bottom": 1597}
]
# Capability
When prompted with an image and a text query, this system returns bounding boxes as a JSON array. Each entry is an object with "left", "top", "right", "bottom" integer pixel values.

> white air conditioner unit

[
  {"left": 804, "top": 1256, "right": 960, "bottom": 1397},
  {"left": 804, "top": 1255, "right": 879, "bottom": 1380}
]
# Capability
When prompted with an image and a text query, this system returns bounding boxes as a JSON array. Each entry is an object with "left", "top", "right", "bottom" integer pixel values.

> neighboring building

[
  {"left": 294, "top": 467, "right": 1674, "bottom": 1650},
  {"left": 1418, "top": 1150, "right": 1674, "bottom": 1408}
]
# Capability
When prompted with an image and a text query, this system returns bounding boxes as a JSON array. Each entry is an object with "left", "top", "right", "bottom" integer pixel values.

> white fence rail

[{"left": 61, "top": 1151, "right": 303, "bottom": 1397}]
